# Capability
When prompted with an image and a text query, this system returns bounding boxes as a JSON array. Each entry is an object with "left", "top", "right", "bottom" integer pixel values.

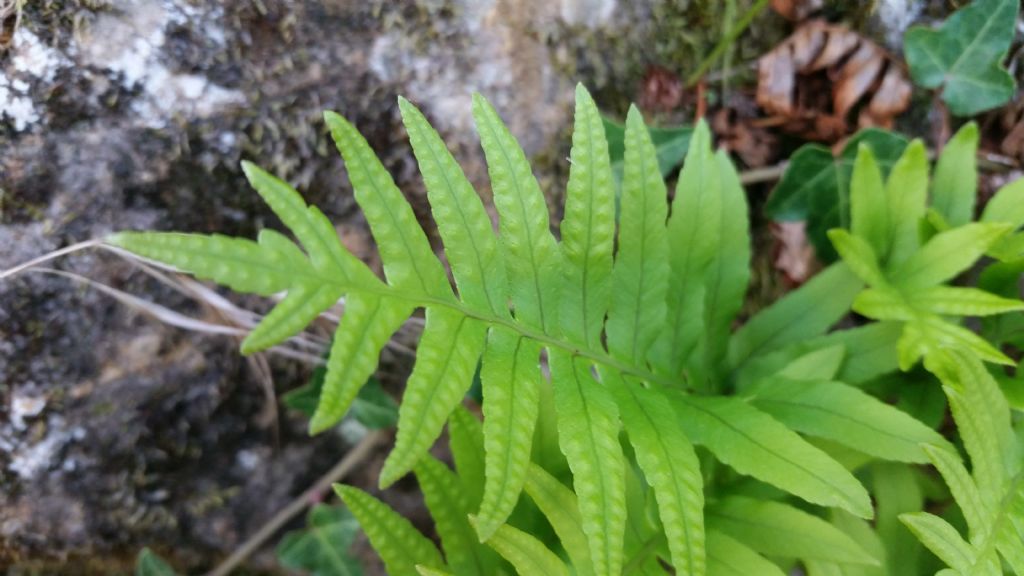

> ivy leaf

[
  {"left": 277, "top": 505, "right": 364, "bottom": 576},
  {"left": 904, "top": 0, "right": 1019, "bottom": 116},
  {"left": 135, "top": 549, "right": 177, "bottom": 576},
  {"left": 602, "top": 115, "right": 692, "bottom": 179},
  {"left": 765, "top": 129, "right": 908, "bottom": 261}
]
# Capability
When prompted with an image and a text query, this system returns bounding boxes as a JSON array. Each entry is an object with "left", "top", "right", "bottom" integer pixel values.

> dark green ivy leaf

[
  {"left": 766, "top": 129, "right": 908, "bottom": 261},
  {"left": 602, "top": 115, "right": 692, "bottom": 179},
  {"left": 277, "top": 505, "right": 364, "bottom": 576},
  {"left": 904, "top": 0, "right": 1019, "bottom": 117}
]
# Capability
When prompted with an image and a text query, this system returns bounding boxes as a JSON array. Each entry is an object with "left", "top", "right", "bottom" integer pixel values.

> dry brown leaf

[
  {"left": 757, "top": 20, "right": 911, "bottom": 141},
  {"left": 712, "top": 105, "right": 779, "bottom": 168},
  {"left": 638, "top": 65, "right": 684, "bottom": 113},
  {"left": 0, "top": 0, "right": 19, "bottom": 51},
  {"left": 771, "top": 0, "right": 824, "bottom": 21},
  {"left": 1000, "top": 97, "right": 1024, "bottom": 162},
  {"left": 771, "top": 220, "right": 818, "bottom": 285}
]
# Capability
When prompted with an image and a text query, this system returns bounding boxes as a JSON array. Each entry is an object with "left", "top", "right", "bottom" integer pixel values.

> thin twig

[
  {"left": 0, "top": 238, "right": 103, "bottom": 280},
  {"left": 205, "top": 430, "right": 387, "bottom": 576}
]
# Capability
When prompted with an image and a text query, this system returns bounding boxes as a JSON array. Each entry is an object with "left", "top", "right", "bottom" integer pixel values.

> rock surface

[{"left": 0, "top": 0, "right": 725, "bottom": 572}]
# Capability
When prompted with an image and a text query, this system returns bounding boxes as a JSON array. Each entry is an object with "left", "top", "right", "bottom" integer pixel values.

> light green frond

[
  {"left": 398, "top": 97, "right": 509, "bottom": 316},
  {"left": 828, "top": 229, "right": 886, "bottom": 286},
  {"left": 335, "top": 485, "right": 445, "bottom": 576},
  {"left": 415, "top": 456, "right": 495, "bottom": 576},
  {"left": 476, "top": 328, "right": 541, "bottom": 540},
  {"left": 668, "top": 393, "right": 872, "bottom": 518},
  {"left": 932, "top": 122, "right": 979, "bottom": 228},
  {"left": 706, "top": 530, "right": 786, "bottom": 576},
  {"left": 470, "top": 516, "right": 571, "bottom": 576},
  {"left": 380, "top": 309, "right": 488, "bottom": 487},
  {"left": 522, "top": 463, "right": 594, "bottom": 575},
  {"left": 106, "top": 231, "right": 306, "bottom": 296},
  {"left": 447, "top": 407, "right": 486, "bottom": 510},
  {"left": 922, "top": 445, "right": 989, "bottom": 541},
  {"left": 700, "top": 150, "right": 751, "bottom": 379},
  {"left": 748, "top": 378, "right": 950, "bottom": 463},
  {"left": 884, "top": 140, "right": 929, "bottom": 266},
  {"left": 890, "top": 222, "right": 1012, "bottom": 290},
  {"left": 899, "top": 512, "right": 981, "bottom": 575},
  {"left": 242, "top": 283, "right": 344, "bottom": 354},
  {"left": 549, "top": 350, "right": 627, "bottom": 576},
  {"left": 707, "top": 497, "right": 876, "bottom": 565},
  {"left": 559, "top": 83, "right": 615, "bottom": 349},
  {"left": 729, "top": 263, "right": 863, "bottom": 369},
  {"left": 240, "top": 162, "right": 368, "bottom": 282},
  {"left": 605, "top": 372, "right": 704, "bottom": 576},
  {"left": 324, "top": 111, "right": 453, "bottom": 301},
  {"left": 652, "top": 120, "right": 719, "bottom": 376},
  {"left": 310, "top": 295, "right": 412, "bottom": 433},
  {"left": 914, "top": 286, "right": 1024, "bottom": 317},
  {"left": 850, "top": 145, "right": 889, "bottom": 257},
  {"left": 605, "top": 105, "right": 669, "bottom": 366},
  {"left": 471, "top": 93, "right": 562, "bottom": 333}
]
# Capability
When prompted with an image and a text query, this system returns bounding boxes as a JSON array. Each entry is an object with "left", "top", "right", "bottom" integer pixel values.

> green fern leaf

[
  {"left": 699, "top": 150, "right": 751, "bottom": 380},
  {"left": 729, "top": 263, "right": 863, "bottom": 369},
  {"left": 325, "top": 112, "right": 453, "bottom": 301},
  {"left": 884, "top": 140, "right": 928, "bottom": 266},
  {"left": 914, "top": 286, "right": 1024, "bottom": 317},
  {"left": 651, "top": 120, "right": 720, "bottom": 375},
  {"left": 899, "top": 512, "right": 988, "bottom": 575},
  {"left": 605, "top": 105, "right": 669, "bottom": 366},
  {"left": 470, "top": 516, "right": 571, "bottom": 576},
  {"left": 981, "top": 177, "right": 1024, "bottom": 230},
  {"left": 310, "top": 295, "right": 411, "bottom": 433},
  {"left": 605, "top": 371, "right": 704, "bottom": 576},
  {"left": 447, "top": 406, "right": 486, "bottom": 510},
  {"left": 668, "top": 393, "right": 872, "bottom": 518},
  {"left": 827, "top": 229, "right": 887, "bottom": 287},
  {"left": 559, "top": 84, "right": 615, "bottom": 349},
  {"left": 890, "top": 222, "right": 1012, "bottom": 290},
  {"left": 522, "top": 463, "right": 595, "bottom": 575},
  {"left": 705, "top": 530, "right": 786, "bottom": 576},
  {"left": 550, "top": 351, "right": 627, "bottom": 576},
  {"left": 398, "top": 98, "right": 509, "bottom": 316},
  {"left": 476, "top": 329, "right": 541, "bottom": 540},
  {"left": 921, "top": 445, "right": 989, "bottom": 541},
  {"left": 932, "top": 123, "right": 979, "bottom": 228},
  {"left": 747, "top": 378, "right": 950, "bottom": 463},
  {"left": 707, "top": 497, "right": 876, "bottom": 565},
  {"left": 380, "top": 310, "right": 487, "bottom": 487},
  {"left": 415, "top": 456, "right": 496, "bottom": 576},
  {"left": 849, "top": 145, "right": 889, "bottom": 258},
  {"left": 471, "top": 93, "right": 562, "bottom": 333},
  {"left": 335, "top": 485, "right": 445, "bottom": 576}
]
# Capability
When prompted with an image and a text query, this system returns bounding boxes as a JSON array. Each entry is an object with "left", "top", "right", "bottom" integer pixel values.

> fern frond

[
  {"left": 668, "top": 392, "right": 873, "bottom": 518},
  {"left": 559, "top": 83, "right": 615, "bottom": 349},
  {"left": 380, "top": 310, "right": 487, "bottom": 486},
  {"left": 705, "top": 530, "right": 786, "bottom": 576},
  {"left": 605, "top": 105, "right": 669, "bottom": 367},
  {"left": 415, "top": 456, "right": 496, "bottom": 576},
  {"left": 605, "top": 371, "right": 704, "bottom": 576},
  {"left": 522, "top": 463, "right": 595, "bottom": 575},
  {"left": 550, "top": 351, "right": 627, "bottom": 576},
  {"left": 476, "top": 329, "right": 541, "bottom": 540},
  {"left": 335, "top": 485, "right": 445, "bottom": 576},
  {"left": 469, "top": 516, "right": 571, "bottom": 576},
  {"left": 707, "top": 497, "right": 876, "bottom": 565}
]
